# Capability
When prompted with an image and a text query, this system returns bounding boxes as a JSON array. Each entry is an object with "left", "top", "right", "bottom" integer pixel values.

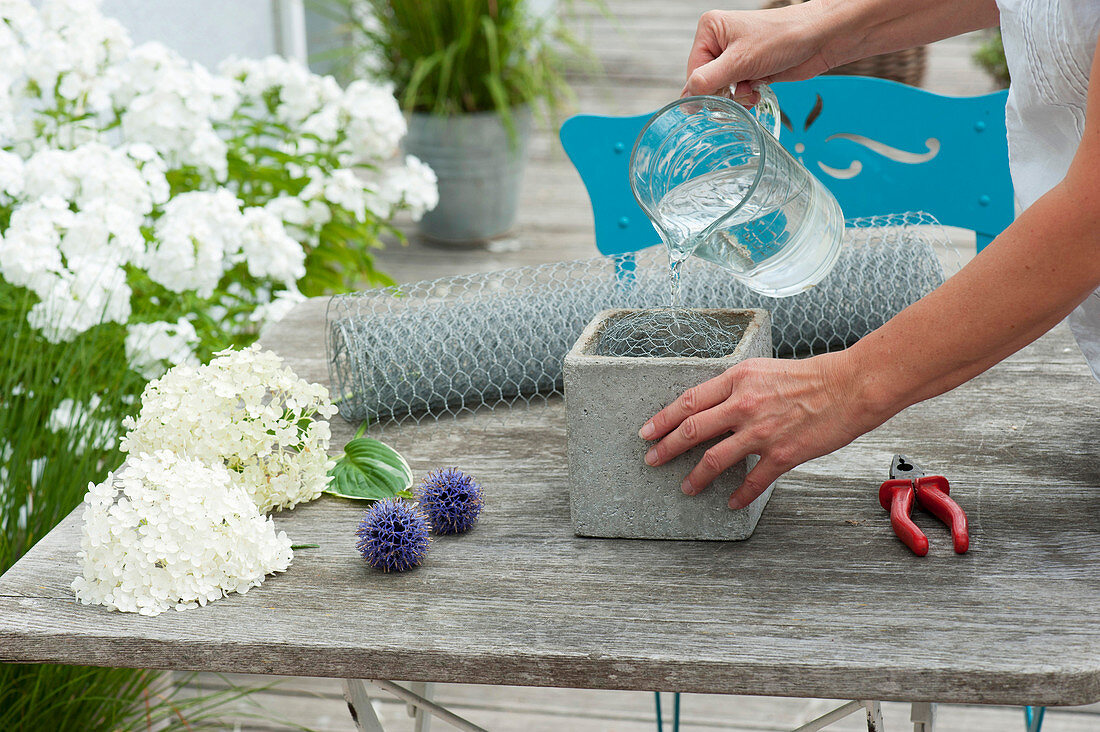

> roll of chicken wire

[{"left": 328, "top": 212, "right": 956, "bottom": 426}]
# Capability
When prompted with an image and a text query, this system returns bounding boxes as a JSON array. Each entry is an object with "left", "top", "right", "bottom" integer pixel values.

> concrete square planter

[{"left": 563, "top": 308, "right": 774, "bottom": 540}]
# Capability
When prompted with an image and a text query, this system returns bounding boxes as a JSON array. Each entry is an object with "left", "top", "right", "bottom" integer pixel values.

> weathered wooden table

[{"left": 2, "top": 300, "right": 1098, "bottom": 731}]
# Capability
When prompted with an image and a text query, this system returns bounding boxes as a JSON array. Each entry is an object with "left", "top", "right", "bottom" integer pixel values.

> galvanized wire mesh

[
  {"left": 593, "top": 309, "right": 748, "bottom": 359},
  {"left": 328, "top": 212, "right": 956, "bottom": 426}
]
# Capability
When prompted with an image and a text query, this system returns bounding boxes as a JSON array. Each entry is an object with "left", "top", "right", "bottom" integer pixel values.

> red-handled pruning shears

[{"left": 878, "top": 454, "right": 969, "bottom": 556}]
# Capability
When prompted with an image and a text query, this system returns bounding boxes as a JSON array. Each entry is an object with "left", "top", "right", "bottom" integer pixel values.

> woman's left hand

[{"left": 638, "top": 351, "right": 887, "bottom": 508}]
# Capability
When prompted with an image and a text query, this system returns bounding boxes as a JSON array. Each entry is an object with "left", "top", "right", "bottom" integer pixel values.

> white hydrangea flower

[
  {"left": 124, "top": 142, "right": 171, "bottom": 205},
  {"left": 269, "top": 190, "right": 332, "bottom": 239},
  {"left": 0, "top": 85, "right": 16, "bottom": 142},
  {"left": 250, "top": 287, "right": 306, "bottom": 335},
  {"left": 364, "top": 155, "right": 440, "bottom": 221},
  {"left": 120, "top": 345, "right": 338, "bottom": 512},
  {"left": 72, "top": 450, "right": 293, "bottom": 616},
  {"left": 0, "top": 1, "right": 37, "bottom": 69},
  {"left": 101, "top": 41, "right": 237, "bottom": 177},
  {"left": 0, "top": 196, "right": 68, "bottom": 296},
  {"left": 20, "top": 149, "right": 76, "bottom": 202},
  {"left": 23, "top": 0, "right": 131, "bottom": 111},
  {"left": 300, "top": 103, "right": 340, "bottom": 144},
  {"left": 313, "top": 168, "right": 369, "bottom": 222},
  {"left": 124, "top": 318, "right": 200, "bottom": 380},
  {"left": 27, "top": 264, "right": 131, "bottom": 343},
  {"left": 0, "top": 0, "right": 427, "bottom": 349},
  {"left": 60, "top": 199, "right": 146, "bottom": 271},
  {"left": 264, "top": 193, "right": 325, "bottom": 234},
  {"left": 338, "top": 79, "right": 406, "bottom": 161},
  {"left": 146, "top": 188, "right": 244, "bottom": 297},
  {"left": 346, "top": 2, "right": 386, "bottom": 77},
  {"left": 46, "top": 394, "right": 118, "bottom": 453},
  {"left": 220, "top": 55, "right": 341, "bottom": 128},
  {"left": 22, "top": 142, "right": 159, "bottom": 216},
  {"left": 237, "top": 206, "right": 306, "bottom": 286},
  {"left": 397, "top": 155, "right": 440, "bottom": 220},
  {"left": 0, "top": 149, "right": 25, "bottom": 199},
  {"left": 0, "top": 144, "right": 175, "bottom": 344}
]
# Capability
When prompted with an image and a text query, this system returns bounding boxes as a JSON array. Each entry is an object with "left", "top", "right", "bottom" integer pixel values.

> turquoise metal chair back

[{"left": 559, "top": 76, "right": 1012, "bottom": 254}]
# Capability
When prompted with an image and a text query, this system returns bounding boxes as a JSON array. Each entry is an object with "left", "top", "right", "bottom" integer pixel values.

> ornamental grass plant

[{"left": 322, "top": 0, "right": 597, "bottom": 136}]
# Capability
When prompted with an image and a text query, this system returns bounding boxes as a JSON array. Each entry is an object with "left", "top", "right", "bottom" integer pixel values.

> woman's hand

[
  {"left": 638, "top": 351, "right": 889, "bottom": 509},
  {"left": 683, "top": 0, "right": 1001, "bottom": 98},
  {"left": 683, "top": 5, "right": 836, "bottom": 98}
]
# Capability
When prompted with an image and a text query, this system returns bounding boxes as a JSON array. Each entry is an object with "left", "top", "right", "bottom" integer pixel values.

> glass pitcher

[{"left": 629, "top": 85, "right": 843, "bottom": 297}]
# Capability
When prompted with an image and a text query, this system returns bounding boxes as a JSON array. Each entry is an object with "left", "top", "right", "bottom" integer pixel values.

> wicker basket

[{"left": 763, "top": 0, "right": 927, "bottom": 87}]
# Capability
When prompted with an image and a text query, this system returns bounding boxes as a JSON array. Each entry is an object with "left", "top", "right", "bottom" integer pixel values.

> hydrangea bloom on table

[
  {"left": 72, "top": 450, "right": 293, "bottom": 616},
  {"left": 120, "top": 345, "right": 339, "bottom": 513}
]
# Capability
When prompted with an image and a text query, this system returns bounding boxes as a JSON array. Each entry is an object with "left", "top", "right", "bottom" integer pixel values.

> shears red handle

[{"left": 878, "top": 455, "right": 969, "bottom": 556}]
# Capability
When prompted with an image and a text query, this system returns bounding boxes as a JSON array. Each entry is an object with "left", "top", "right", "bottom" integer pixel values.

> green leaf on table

[{"left": 324, "top": 435, "right": 414, "bottom": 501}]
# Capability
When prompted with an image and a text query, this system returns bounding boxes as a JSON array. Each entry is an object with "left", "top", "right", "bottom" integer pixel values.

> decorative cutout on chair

[
  {"left": 826, "top": 133, "right": 940, "bottom": 164},
  {"left": 782, "top": 93, "right": 942, "bottom": 181},
  {"left": 818, "top": 160, "right": 863, "bottom": 179},
  {"left": 804, "top": 94, "right": 824, "bottom": 130},
  {"left": 813, "top": 135, "right": 939, "bottom": 180}
]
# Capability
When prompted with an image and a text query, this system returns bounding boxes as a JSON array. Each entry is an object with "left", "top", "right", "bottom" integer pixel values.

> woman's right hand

[
  {"left": 683, "top": 4, "right": 839, "bottom": 98},
  {"left": 684, "top": 0, "right": 1002, "bottom": 99}
]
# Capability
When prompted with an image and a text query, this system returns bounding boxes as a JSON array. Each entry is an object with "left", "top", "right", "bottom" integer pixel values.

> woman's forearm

[
  {"left": 841, "top": 36, "right": 1100, "bottom": 418},
  {"left": 842, "top": 179, "right": 1100, "bottom": 421},
  {"left": 810, "top": 0, "right": 1000, "bottom": 69},
  {"left": 682, "top": 0, "right": 998, "bottom": 95}
]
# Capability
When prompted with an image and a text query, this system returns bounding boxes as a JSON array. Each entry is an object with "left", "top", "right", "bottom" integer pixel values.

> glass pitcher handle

[
  {"left": 750, "top": 82, "right": 782, "bottom": 140},
  {"left": 727, "top": 81, "right": 781, "bottom": 140}
]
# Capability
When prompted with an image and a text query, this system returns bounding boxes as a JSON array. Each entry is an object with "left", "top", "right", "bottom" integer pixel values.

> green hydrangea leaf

[{"left": 325, "top": 436, "right": 413, "bottom": 501}]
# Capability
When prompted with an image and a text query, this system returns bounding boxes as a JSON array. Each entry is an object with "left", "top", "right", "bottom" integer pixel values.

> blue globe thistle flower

[
  {"left": 415, "top": 468, "right": 484, "bottom": 535},
  {"left": 355, "top": 499, "right": 430, "bottom": 572}
]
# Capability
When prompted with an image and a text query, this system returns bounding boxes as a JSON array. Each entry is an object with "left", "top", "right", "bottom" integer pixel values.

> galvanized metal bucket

[{"left": 404, "top": 108, "right": 532, "bottom": 244}]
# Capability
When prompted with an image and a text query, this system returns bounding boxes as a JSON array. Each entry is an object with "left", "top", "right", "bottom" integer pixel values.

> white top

[{"left": 997, "top": 0, "right": 1100, "bottom": 380}]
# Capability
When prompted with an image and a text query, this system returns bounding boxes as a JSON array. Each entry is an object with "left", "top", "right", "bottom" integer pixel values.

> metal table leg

[
  {"left": 343, "top": 679, "right": 386, "bottom": 732},
  {"left": 408, "top": 682, "right": 435, "bottom": 732},
  {"left": 345, "top": 683, "right": 905, "bottom": 732},
  {"left": 864, "top": 700, "right": 884, "bottom": 731},
  {"left": 911, "top": 701, "right": 936, "bottom": 732},
  {"left": 343, "top": 679, "right": 488, "bottom": 732},
  {"left": 790, "top": 699, "right": 885, "bottom": 732}
]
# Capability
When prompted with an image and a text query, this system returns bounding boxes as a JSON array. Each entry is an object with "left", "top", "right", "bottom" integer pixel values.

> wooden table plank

[{"left": 2, "top": 316, "right": 1098, "bottom": 706}]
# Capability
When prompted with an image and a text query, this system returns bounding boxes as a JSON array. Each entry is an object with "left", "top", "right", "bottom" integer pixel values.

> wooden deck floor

[{"left": 184, "top": 4, "right": 1100, "bottom": 730}]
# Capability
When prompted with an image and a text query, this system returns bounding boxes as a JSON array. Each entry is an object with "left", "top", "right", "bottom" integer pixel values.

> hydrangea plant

[{"left": 0, "top": 0, "right": 438, "bottom": 377}]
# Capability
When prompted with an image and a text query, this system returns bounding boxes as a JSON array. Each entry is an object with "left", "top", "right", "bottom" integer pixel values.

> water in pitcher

[{"left": 655, "top": 165, "right": 843, "bottom": 300}]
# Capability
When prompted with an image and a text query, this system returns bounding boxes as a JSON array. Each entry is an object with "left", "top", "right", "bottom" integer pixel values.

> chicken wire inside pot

[
  {"left": 593, "top": 309, "right": 749, "bottom": 359},
  {"left": 328, "top": 212, "right": 956, "bottom": 428}
]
